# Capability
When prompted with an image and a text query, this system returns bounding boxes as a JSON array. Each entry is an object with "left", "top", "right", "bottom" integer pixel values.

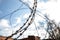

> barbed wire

[
  {"left": 1, "top": 0, "right": 60, "bottom": 40},
  {"left": 5, "top": 0, "right": 37, "bottom": 40}
]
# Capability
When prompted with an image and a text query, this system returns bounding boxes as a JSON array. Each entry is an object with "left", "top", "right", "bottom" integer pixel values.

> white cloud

[
  {"left": 16, "top": 17, "right": 21, "bottom": 23},
  {"left": 12, "top": 25, "right": 20, "bottom": 33},
  {"left": 0, "top": 18, "right": 21, "bottom": 36},
  {"left": 0, "top": 19, "right": 10, "bottom": 27},
  {"left": 0, "top": 19, "right": 13, "bottom": 36},
  {"left": 38, "top": 28, "right": 49, "bottom": 39},
  {"left": 1, "top": 28, "right": 12, "bottom": 36},
  {"left": 23, "top": 13, "right": 30, "bottom": 19},
  {"left": 46, "top": 0, "right": 60, "bottom": 23},
  {"left": 37, "top": 0, "right": 60, "bottom": 23},
  {"left": 49, "top": 0, "right": 57, "bottom": 2}
]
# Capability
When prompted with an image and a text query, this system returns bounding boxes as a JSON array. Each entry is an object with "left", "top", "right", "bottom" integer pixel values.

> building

[
  {"left": 20, "top": 36, "right": 40, "bottom": 40},
  {"left": 0, "top": 36, "right": 13, "bottom": 40},
  {"left": 0, "top": 35, "right": 40, "bottom": 40}
]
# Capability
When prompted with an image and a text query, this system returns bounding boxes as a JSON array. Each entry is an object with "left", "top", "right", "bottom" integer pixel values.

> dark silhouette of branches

[
  {"left": 36, "top": 13, "right": 60, "bottom": 39},
  {"left": 44, "top": 15, "right": 60, "bottom": 40}
]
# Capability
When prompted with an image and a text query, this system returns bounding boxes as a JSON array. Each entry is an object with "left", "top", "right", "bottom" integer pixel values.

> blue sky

[
  {"left": 0, "top": 0, "right": 30, "bottom": 24},
  {"left": 0, "top": 0, "right": 20, "bottom": 17},
  {"left": 0, "top": 0, "right": 24, "bottom": 35},
  {"left": 0, "top": 0, "right": 60, "bottom": 39}
]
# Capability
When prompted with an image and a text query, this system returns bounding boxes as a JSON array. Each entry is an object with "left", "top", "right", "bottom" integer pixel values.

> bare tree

[{"left": 45, "top": 15, "right": 60, "bottom": 40}]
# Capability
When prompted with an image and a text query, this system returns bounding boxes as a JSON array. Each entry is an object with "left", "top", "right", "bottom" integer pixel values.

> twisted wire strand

[
  {"left": 15, "top": 0, "right": 37, "bottom": 39},
  {"left": 5, "top": 0, "right": 37, "bottom": 40}
]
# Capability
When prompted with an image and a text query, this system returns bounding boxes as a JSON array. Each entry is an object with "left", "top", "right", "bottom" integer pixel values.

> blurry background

[{"left": 0, "top": 0, "right": 60, "bottom": 39}]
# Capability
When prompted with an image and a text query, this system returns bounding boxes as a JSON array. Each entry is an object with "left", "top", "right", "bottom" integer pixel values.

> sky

[{"left": 0, "top": 0, "right": 60, "bottom": 39}]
